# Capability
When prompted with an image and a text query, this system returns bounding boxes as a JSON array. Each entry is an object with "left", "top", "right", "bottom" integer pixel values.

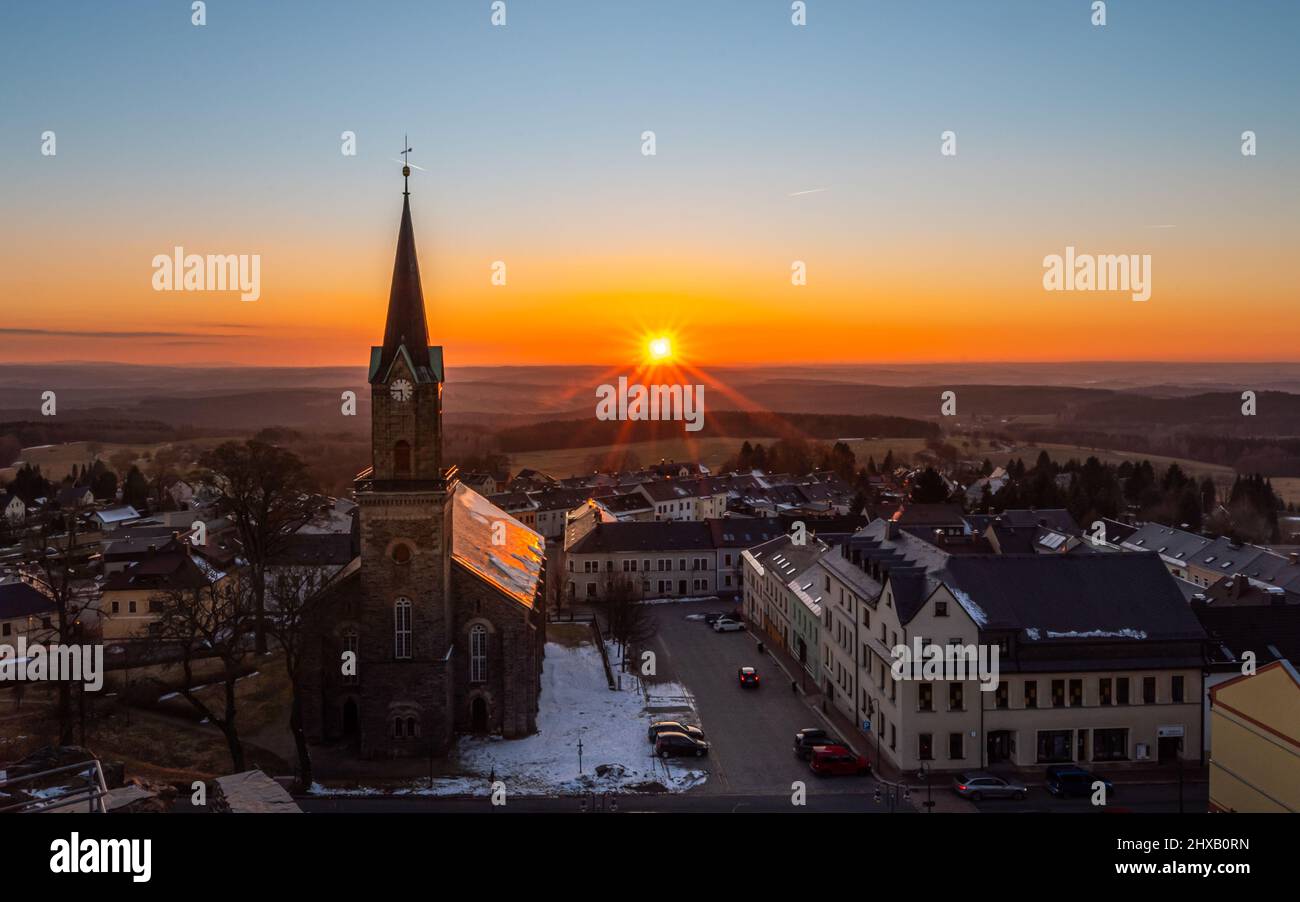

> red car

[
  {"left": 738, "top": 666, "right": 760, "bottom": 688},
  {"left": 809, "top": 745, "right": 870, "bottom": 776}
]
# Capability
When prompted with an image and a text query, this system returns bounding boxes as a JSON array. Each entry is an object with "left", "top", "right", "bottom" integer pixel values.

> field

[
  {"left": 0, "top": 438, "right": 240, "bottom": 484},
  {"left": 506, "top": 436, "right": 932, "bottom": 480}
]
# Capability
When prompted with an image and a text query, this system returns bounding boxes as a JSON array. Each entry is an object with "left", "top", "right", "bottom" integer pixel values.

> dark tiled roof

[
  {"left": 708, "top": 519, "right": 787, "bottom": 548},
  {"left": 891, "top": 503, "right": 966, "bottom": 527},
  {"left": 985, "top": 508, "right": 1078, "bottom": 533},
  {"left": 939, "top": 553, "right": 1205, "bottom": 642},
  {"left": 568, "top": 521, "right": 714, "bottom": 554},
  {"left": 103, "top": 553, "right": 212, "bottom": 591},
  {"left": 0, "top": 582, "right": 56, "bottom": 619},
  {"left": 268, "top": 533, "right": 356, "bottom": 567}
]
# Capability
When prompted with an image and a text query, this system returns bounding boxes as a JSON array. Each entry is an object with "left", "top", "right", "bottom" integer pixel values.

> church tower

[{"left": 353, "top": 163, "right": 456, "bottom": 757}]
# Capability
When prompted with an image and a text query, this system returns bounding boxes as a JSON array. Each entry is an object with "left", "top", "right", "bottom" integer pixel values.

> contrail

[{"left": 788, "top": 187, "right": 829, "bottom": 197}]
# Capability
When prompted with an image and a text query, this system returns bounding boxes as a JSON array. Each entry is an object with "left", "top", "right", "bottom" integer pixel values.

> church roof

[
  {"left": 451, "top": 483, "right": 545, "bottom": 608},
  {"left": 372, "top": 192, "right": 440, "bottom": 384}
]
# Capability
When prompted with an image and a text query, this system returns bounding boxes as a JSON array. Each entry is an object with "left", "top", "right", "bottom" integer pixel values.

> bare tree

[
  {"left": 263, "top": 565, "right": 329, "bottom": 790},
  {"left": 23, "top": 503, "right": 100, "bottom": 744},
  {"left": 198, "top": 440, "right": 313, "bottom": 653},
  {"left": 144, "top": 575, "right": 256, "bottom": 772},
  {"left": 602, "top": 576, "right": 657, "bottom": 672}
]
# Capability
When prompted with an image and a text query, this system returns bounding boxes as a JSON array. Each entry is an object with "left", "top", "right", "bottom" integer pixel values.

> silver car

[
  {"left": 951, "top": 771, "right": 1028, "bottom": 801},
  {"left": 712, "top": 618, "right": 745, "bottom": 633}
]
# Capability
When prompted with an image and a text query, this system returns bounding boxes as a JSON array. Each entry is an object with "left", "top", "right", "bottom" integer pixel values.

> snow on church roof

[{"left": 452, "top": 483, "right": 545, "bottom": 608}]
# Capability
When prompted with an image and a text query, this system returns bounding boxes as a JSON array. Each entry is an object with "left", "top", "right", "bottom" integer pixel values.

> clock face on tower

[{"left": 390, "top": 378, "right": 413, "bottom": 402}]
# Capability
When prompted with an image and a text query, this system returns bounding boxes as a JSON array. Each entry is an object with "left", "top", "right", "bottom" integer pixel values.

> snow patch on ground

[
  {"left": 453, "top": 642, "right": 707, "bottom": 794},
  {"left": 643, "top": 595, "right": 722, "bottom": 607},
  {"left": 309, "top": 640, "right": 708, "bottom": 798}
]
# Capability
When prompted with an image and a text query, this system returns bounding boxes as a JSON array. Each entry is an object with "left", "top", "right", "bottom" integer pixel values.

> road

[
  {"left": 299, "top": 793, "right": 909, "bottom": 814},
  {"left": 969, "top": 781, "right": 1210, "bottom": 814},
  {"left": 645, "top": 599, "right": 884, "bottom": 802}
]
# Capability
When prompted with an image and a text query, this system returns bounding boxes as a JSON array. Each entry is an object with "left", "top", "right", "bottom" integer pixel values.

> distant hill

[{"left": 496, "top": 411, "right": 940, "bottom": 453}]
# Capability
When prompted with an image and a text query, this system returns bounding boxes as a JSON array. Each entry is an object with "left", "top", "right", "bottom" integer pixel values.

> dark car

[
  {"left": 647, "top": 721, "right": 705, "bottom": 743},
  {"left": 738, "top": 666, "right": 760, "bottom": 688},
  {"left": 653, "top": 731, "right": 711, "bottom": 758},
  {"left": 701, "top": 611, "right": 729, "bottom": 625},
  {"left": 793, "top": 727, "right": 831, "bottom": 759},
  {"left": 809, "top": 745, "right": 870, "bottom": 776},
  {"left": 1046, "top": 765, "right": 1115, "bottom": 799}
]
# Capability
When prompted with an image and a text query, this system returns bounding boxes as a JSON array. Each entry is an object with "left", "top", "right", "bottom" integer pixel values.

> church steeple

[{"left": 376, "top": 186, "right": 432, "bottom": 380}]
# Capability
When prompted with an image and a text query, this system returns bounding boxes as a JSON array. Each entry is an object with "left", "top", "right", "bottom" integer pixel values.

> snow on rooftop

[
  {"left": 452, "top": 483, "right": 544, "bottom": 608},
  {"left": 948, "top": 586, "right": 989, "bottom": 628},
  {"left": 1044, "top": 628, "right": 1148, "bottom": 640}
]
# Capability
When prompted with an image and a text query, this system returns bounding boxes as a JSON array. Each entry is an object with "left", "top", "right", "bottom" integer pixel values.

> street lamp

[{"left": 918, "top": 762, "right": 934, "bottom": 813}]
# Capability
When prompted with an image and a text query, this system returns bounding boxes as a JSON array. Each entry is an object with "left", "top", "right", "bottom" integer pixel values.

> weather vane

[{"left": 400, "top": 134, "right": 413, "bottom": 194}]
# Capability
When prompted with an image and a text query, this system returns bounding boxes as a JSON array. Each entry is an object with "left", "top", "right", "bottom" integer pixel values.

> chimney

[{"left": 885, "top": 521, "right": 899, "bottom": 541}]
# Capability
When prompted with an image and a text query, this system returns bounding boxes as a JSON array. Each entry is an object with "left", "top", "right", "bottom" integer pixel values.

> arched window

[
  {"left": 470, "top": 624, "right": 488, "bottom": 683},
  {"left": 342, "top": 630, "right": 359, "bottom": 685},
  {"left": 406, "top": 716, "right": 418, "bottom": 737},
  {"left": 394, "top": 597, "right": 412, "bottom": 659},
  {"left": 394, "top": 441, "right": 412, "bottom": 476},
  {"left": 393, "top": 716, "right": 405, "bottom": 738},
  {"left": 391, "top": 543, "right": 412, "bottom": 564}
]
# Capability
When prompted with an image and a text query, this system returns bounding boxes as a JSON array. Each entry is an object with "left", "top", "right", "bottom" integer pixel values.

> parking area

[{"left": 645, "top": 600, "right": 876, "bottom": 798}]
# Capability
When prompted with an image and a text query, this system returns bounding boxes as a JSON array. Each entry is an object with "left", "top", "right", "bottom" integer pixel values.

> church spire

[{"left": 377, "top": 157, "right": 432, "bottom": 378}]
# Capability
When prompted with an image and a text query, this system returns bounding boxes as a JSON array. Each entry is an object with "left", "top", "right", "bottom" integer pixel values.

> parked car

[
  {"left": 738, "top": 666, "right": 760, "bottom": 688},
  {"left": 1046, "top": 765, "right": 1114, "bottom": 798},
  {"left": 793, "top": 728, "right": 831, "bottom": 760},
  {"left": 647, "top": 721, "right": 705, "bottom": 743},
  {"left": 654, "top": 731, "right": 710, "bottom": 758},
  {"left": 809, "top": 745, "right": 870, "bottom": 776},
  {"left": 701, "top": 611, "right": 728, "bottom": 624},
  {"left": 713, "top": 618, "right": 744, "bottom": 632},
  {"left": 951, "top": 771, "right": 1028, "bottom": 801}
]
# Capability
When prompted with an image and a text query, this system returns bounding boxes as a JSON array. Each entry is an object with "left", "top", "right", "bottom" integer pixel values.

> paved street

[
  {"left": 299, "top": 792, "right": 905, "bottom": 814},
  {"left": 645, "top": 599, "right": 880, "bottom": 800},
  {"left": 969, "top": 781, "right": 1210, "bottom": 814}
]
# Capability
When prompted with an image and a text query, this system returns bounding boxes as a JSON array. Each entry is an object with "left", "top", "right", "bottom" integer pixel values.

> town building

[{"left": 1208, "top": 660, "right": 1300, "bottom": 812}]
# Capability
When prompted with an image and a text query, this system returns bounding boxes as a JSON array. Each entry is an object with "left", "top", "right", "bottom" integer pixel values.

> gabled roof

[
  {"left": 708, "top": 519, "right": 788, "bottom": 548},
  {"left": 1121, "top": 522, "right": 1211, "bottom": 562},
  {"left": 567, "top": 520, "right": 714, "bottom": 554},
  {"left": 451, "top": 484, "right": 544, "bottom": 608},
  {"left": 268, "top": 533, "right": 356, "bottom": 568},
  {"left": 938, "top": 553, "right": 1205, "bottom": 642},
  {"left": 0, "top": 581, "right": 56, "bottom": 620},
  {"left": 103, "top": 552, "right": 216, "bottom": 592},
  {"left": 1188, "top": 537, "right": 1267, "bottom": 575}
]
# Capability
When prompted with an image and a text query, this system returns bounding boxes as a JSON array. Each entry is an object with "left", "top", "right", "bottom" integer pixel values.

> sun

[{"left": 647, "top": 336, "right": 673, "bottom": 362}]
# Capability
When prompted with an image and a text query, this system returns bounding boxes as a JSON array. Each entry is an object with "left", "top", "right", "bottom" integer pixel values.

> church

[{"left": 300, "top": 168, "right": 547, "bottom": 759}]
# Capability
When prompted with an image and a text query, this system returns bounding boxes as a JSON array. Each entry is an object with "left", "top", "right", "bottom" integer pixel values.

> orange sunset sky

[{"left": 2, "top": 2, "right": 1297, "bottom": 368}]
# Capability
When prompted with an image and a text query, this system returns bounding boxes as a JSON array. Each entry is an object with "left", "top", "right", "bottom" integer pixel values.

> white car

[{"left": 712, "top": 618, "right": 745, "bottom": 632}]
